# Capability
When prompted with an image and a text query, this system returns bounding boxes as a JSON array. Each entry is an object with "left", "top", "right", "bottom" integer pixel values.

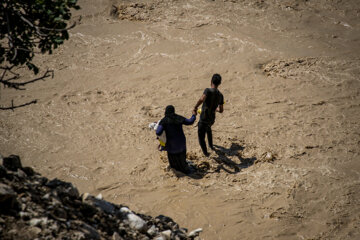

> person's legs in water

[
  {"left": 198, "top": 122, "right": 209, "bottom": 156},
  {"left": 167, "top": 151, "right": 191, "bottom": 174},
  {"left": 177, "top": 151, "right": 191, "bottom": 174},
  {"left": 167, "top": 152, "right": 177, "bottom": 169},
  {"left": 206, "top": 125, "right": 214, "bottom": 150}
]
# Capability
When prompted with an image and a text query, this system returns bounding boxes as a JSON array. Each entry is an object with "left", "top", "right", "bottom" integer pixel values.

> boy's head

[{"left": 211, "top": 73, "right": 222, "bottom": 87}]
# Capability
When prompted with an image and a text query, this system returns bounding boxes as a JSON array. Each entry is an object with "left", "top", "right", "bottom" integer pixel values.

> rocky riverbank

[{"left": 0, "top": 154, "right": 202, "bottom": 240}]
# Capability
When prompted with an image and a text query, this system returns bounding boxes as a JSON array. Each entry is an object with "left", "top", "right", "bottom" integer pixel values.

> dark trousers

[
  {"left": 198, "top": 121, "right": 213, "bottom": 155},
  {"left": 167, "top": 150, "right": 190, "bottom": 174}
]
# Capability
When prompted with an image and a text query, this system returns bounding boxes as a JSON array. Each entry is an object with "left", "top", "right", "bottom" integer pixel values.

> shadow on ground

[
  {"left": 173, "top": 142, "right": 257, "bottom": 179},
  {"left": 211, "top": 143, "right": 256, "bottom": 174}
]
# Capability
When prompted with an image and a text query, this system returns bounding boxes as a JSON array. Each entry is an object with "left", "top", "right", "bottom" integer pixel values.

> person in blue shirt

[{"left": 156, "top": 105, "right": 196, "bottom": 174}]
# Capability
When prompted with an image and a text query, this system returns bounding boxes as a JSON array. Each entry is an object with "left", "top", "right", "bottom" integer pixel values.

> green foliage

[{"left": 0, "top": 0, "right": 80, "bottom": 73}]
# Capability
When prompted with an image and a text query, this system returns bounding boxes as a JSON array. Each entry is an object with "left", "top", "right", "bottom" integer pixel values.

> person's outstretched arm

[
  {"left": 193, "top": 94, "right": 206, "bottom": 112},
  {"left": 184, "top": 114, "right": 196, "bottom": 125}
]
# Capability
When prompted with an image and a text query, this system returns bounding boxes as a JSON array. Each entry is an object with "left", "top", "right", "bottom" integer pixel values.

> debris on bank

[{"left": 0, "top": 154, "right": 202, "bottom": 240}]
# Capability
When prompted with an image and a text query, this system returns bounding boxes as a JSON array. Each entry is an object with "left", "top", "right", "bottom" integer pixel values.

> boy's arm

[
  {"left": 216, "top": 105, "right": 224, "bottom": 113},
  {"left": 216, "top": 94, "right": 224, "bottom": 113},
  {"left": 193, "top": 94, "right": 206, "bottom": 112}
]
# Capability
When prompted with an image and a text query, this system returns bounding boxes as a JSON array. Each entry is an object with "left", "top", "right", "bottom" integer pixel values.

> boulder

[
  {"left": 112, "top": 231, "right": 124, "bottom": 240},
  {"left": 46, "top": 178, "right": 79, "bottom": 199},
  {"left": 22, "top": 166, "right": 35, "bottom": 176},
  {"left": 79, "top": 222, "right": 101, "bottom": 240},
  {"left": 188, "top": 228, "right": 203, "bottom": 238},
  {"left": 86, "top": 196, "right": 116, "bottom": 214},
  {"left": 15, "top": 168, "right": 27, "bottom": 179},
  {"left": 0, "top": 183, "right": 17, "bottom": 212},
  {"left": 160, "top": 230, "right": 172, "bottom": 240},
  {"left": 126, "top": 213, "right": 147, "bottom": 232},
  {"left": 0, "top": 154, "right": 202, "bottom": 239},
  {"left": 3, "top": 155, "right": 22, "bottom": 171},
  {"left": 147, "top": 225, "right": 158, "bottom": 236},
  {"left": 29, "top": 217, "right": 48, "bottom": 227},
  {"left": 156, "top": 214, "right": 174, "bottom": 224},
  {"left": 0, "top": 165, "right": 7, "bottom": 178}
]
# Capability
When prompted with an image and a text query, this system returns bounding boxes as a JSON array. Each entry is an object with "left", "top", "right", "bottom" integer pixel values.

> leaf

[
  {"left": 54, "top": 38, "right": 64, "bottom": 44},
  {"left": 54, "top": 17, "right": 63, "bottom": 22},
  {"left": 26, "top": 62, "right": 39, "bottom": 75},
  {"left": 62, "top": 31, "right": 69, "bottom": 40}
]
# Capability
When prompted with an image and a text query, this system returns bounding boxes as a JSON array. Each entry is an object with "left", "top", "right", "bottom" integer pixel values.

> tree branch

[
  {"left": 0, "top": 99, "right": 37, "bottom": 111},
  {"left": 2, "top": 46, "right": 42, "bottom": 54},
  {"left": 0, "top": 69, "right": 54, "bottom": 90},
  {"left": 16, "top": 69, "right": 54, "bottom": 86},
  {"left": 17, "top": 13, "right": 48, "bottom": 37},
  {"left": 17, "top": 12, "right": 80, "bottom": 35}
]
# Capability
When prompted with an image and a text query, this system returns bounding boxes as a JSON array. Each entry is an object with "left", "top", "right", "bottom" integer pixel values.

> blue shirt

[{"left": 156, "top": 114, "right": 196, "bottom": 153}]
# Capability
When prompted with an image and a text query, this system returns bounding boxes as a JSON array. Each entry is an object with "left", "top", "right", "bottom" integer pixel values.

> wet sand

[{"left": 1, "top": 0, "right": 360, "bottom": 239}]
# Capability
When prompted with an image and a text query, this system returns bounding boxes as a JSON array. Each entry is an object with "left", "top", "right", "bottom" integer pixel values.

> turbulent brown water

[{"left": 1, "top": 0, "right": 360, "bottom": 239}]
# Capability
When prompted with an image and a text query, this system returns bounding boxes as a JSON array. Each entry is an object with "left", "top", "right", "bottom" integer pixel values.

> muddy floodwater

[{"left": 1, "top": 0, "right": 359, "bottom": 239}]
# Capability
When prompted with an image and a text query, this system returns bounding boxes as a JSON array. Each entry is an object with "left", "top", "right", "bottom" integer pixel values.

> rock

[
  {"left": 0, "top": 183, "right": 17, "bottom": 212},
  {"left": 79, "top": 223, "right": 101, "bottom": 240},
  {"left": 47, "top": 178, "right": 79, "bottom": 198},
  {"left": 156, "top": 215, "right": 174, "bottom": 224},
  {"left": 49, "top": 222, "right": 60, "bottom": 233},
  {"left": 0, "top": 155, "right": 202, "bottom": 239},
  {"left": 42, "top": 193, "right": 51, "bottom": 200},
  {"left": 29, "top": 218, "right": 41, "bottom": 227},
  {"left": 265, "top": 152, "right": 274, "bottom": 161},
  {"left": 15, "top": 168, "right": 27, "bottom": 179},
  {"left": 173, "top": 229, "right": 187, "bottom": 239},
  {"left": 147, "top": 225, "right": 158, "bottom": 236},
  {"left": 21, "top": 203, "right": 26, "bottom": 211},
  {"left": 19, "top": 211, "right": 31, "bottom": 219},
  {"left": 96, "top": 193, "right": 103, "bottom": 199},
  {"left": 167, "top": 221, "right": 179, "bottom": 230},
  {"left": 3, "top": 155, "right": 22, "bottom": 171},
  {"left": 154, "top": 235, "right": 167, "bottom": 240},
  {"left": 82, "top": 192, "right": 90, "bottom": 202},
  {"left": 29, "top": 217, "right": 48, "bottom": 227},
  {"left": 71, "top": 231, "right": 86, "bottom": 240},
  {"left": 188, "top": 228, "right": 203, "bottom": 238},
  {"left": 0, "top": 165, "right": 7, "bottom": 178},
  {"left": 86, "top": 196, "right": 116, "bottom": 214},
  {"left": 35, "top": 176, "right": 48, "bottom": 185},
  {"left": 28, "top": 226, "right": 42, "bottom": 235},
  {"left": 22, "top": 166, "right": 35, "bottom": 176},
  {"left": 46, "top": 178, "right": 70, "bottom": 188},
  {"left": 50, "top": 206, "right": 68, "bottom": 220},
  {"left": 0, "top": 183, "right": 16, "bottom": 202},
  {"left": 112, "top": 231, "right": 124, "bottom": 240},
  {"left": 120, "top": 207, "right": 131, "bottom": 213},
  {"left": 7, "top": 229, "right": 18, "bottom": 235},
  {"left": 79, "top": 202, "right": 98, "bottom": 218},
  {"left": 126, "top": 213, "right": 147, "bottom": 232},
  {"left": 161, "top": 230, "right": 172, "bottom": 240}
]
